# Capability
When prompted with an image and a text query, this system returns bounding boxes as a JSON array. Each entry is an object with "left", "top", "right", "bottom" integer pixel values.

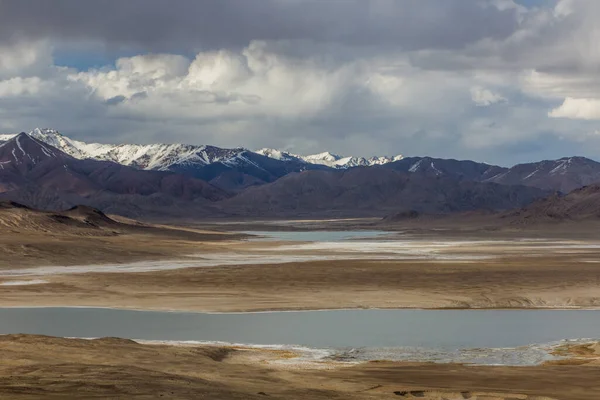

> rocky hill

[
  {"left": 220, "top": 166, "right": 551, "bottom": 217},
  {"left": 0, "top": 133, "right": 229, "bottom": 217},
  {"left": 503, "top": 184, "right": 600, "bottom": 223}
]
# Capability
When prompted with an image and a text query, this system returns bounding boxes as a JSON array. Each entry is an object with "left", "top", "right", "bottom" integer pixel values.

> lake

[
  {"left": 1, "top": 308, "right": 598, "bottom": 365},
  {"left": 3, "top": 230, "right": 599, "bottom": 365}
]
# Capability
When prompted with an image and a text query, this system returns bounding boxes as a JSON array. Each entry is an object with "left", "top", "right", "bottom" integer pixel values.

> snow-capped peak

[
  {"left": 27, "top": 128, "right": 90, "bottom": 159},
  {"left": 256, "top": 148, "right": 403, "bottom": 169},
  {"left": 255, "top": 148, "right": 303, "bottom": 163},
  {"left": 0, "top": 128, "right": 252, "bottom": 172},
  {"left": 0, "top": 128, "right": 404, "bottom": 172},
  {"left": 0, "top": 132, "right": 62, "bottom": 172},
  {"left": 303, "top": 151, "right": 342, "bottom": 163}
]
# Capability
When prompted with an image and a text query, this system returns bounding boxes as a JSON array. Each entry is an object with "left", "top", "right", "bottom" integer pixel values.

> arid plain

[
  {"left": 3, "top": 216, "right": 600, "bottom": 312},
  {"left": 2, "top": 204, "right": 600, "bottom": 399}
]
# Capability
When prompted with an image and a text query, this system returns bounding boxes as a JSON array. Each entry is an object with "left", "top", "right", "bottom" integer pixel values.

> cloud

[
  {"left": 104, "top": 95, "right": 127, "bottom": 106},
  {"left": 0, "top": 41, "right": 53, "bottom": 79},
  {"left": 4, "top": 0, "right": 600, "bottom": 167},
  {"left": 0, "top": 0, "right": 521, "bottom": 53},
  {"left": 69, "top": 42, "right": 363, "bottom": 122},
  {"left": 470, "top": 86, "right": 507, "bottom": 106},
  {"left": 549, "top": 97, "right": 600, "bottom": 120},
  {"left": 0, "top": 77, "right": 44, "bottom": 97}
]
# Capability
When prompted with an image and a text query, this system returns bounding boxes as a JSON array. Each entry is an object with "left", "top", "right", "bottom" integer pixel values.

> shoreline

[
  {"left": 4, "top": 333, "right": 596, "bottom": 399},
  {"left": 3, "top": 306, "right": 600, "bottom": 368},
  {"left": 3, "top": 332, "right": 597, "bottom": 368},
  {"left": 124, "top": 337, "right": 600, "bottom": 368},
  {"left": 2, "top": 304, "right": 600, "bottom": 313},
  {"left": 4, "top": 221, "right": 600, "bottom": 397}
]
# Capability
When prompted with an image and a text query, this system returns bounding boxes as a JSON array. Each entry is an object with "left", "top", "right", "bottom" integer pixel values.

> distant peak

[
  {"left": 12, "top": 131, "right": 53, "bottom": 148},
  {"left": 255, "top": 148, "right": 403, "bottom": 168},
  {"left": 257, "top": 147, "right": 286, "bottom": 154},
  {"left": 307, "top": 151, "right": 341, "bottom": 160},
  {"left": 558, "top": 156, "right": 592, "bottom": 163},
  {"left": 30, "top": 128, "right": 62, "bottom": 137},
  {"left": 11, "top": 132, "right": 47, "bottom": 146},
  {"left": 0, "top": 130, "right": 61, "bottom": 166},
  {"left": 13, "top": 132, "right": 48, "bottom": 145}
]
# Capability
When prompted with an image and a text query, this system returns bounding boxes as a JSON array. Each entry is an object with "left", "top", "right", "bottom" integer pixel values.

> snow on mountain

[
  {"left": 485, "top": 156, "right": 600, "bottom": 193},
  {"left": 0, "top": 132, "right": 66, "bottom": 179},
  {"left": 3, "top": 128, "right": 600, "bottom": 194},
  {"left": 254, "top": 148, "right": 304, "bottom": 163},
  {"left": 255, "top": 148, "right": 404, "bottom": 169},
  {"left": 0, "top": 129, "right": 406, "bottom": 172},
  {"left": 90, "top": 143, "right": 248, "bottom": 171},
  {"left": 0, "top": 129, "right": 250, "bottom": 172}
]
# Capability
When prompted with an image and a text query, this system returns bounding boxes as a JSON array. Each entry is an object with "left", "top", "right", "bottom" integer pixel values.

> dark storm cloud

[
  {"left": 0, "top": 0, "right": 520, "bottom": 52},
  {"left": 6, "top": 0, "right": 591, "bottom": 168},
  {"left": 105, "top": 95, "right": 126, "bottom": 106}
]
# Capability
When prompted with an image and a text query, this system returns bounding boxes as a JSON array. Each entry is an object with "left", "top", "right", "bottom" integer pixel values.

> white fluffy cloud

[
  {"left": 3, "top": 1, "right": 600, "bottom": 166},
  {"left": 470, "top": 86, "right": 507, "bottom": 106},
  {"left": 68, "top": 41, "right": 375, "bottom": 128},
  {"left": 549, "top": 98, "right": 600, "bottom": 120}
]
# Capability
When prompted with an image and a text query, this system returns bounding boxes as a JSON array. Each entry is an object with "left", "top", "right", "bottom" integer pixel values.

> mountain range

[
  {"left": 2, "top": 128, "right": 600, "bottom": 219},
  {"left": 502, "top": 184, "right": 600, "bottom": 224},
  {"left": 380, "top": 156, "right": 600, "bottom": 193},
  {"left": 220, "top": 167, "right": 549, "bottom": 217},
  {"left": 0, "top": 129, "right": 405, "bottom": 171},
  {"left": 0, "top": 132, "right": 230, "bottom": 218},
  {"left": 0, "top": 129, "right": 403, "bottom": 192},
  {"left": 3, "top": 128, "right": 600, "bottom": 193},
  {"left": 255, "top": 148, "right": 404, "bottom": 169},
  {"left": 0, "top": 129, "right": 326, "bottom": 192}
]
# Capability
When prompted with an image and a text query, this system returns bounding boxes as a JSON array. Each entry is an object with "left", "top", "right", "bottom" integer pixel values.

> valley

[
  {"left": 3, "top": 130, "right": 600, "bottom": 398},
  {"left": 2, "top": 215, "right": 600, "bottom": 399},
  {"left": 2, "top": 198, "right": 600, "bottom": 398},
  {"left": 5, "top": 1, "right": 600, "bottom": 397},
  {"left": 3, "top": 221, "right": 600, "bottom": 312}
]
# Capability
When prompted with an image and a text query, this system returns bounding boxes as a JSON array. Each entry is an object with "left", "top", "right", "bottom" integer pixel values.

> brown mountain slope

[
  {"left": 486, "top": 157, "right": 600, "bottom": 193},
  {"left": 0, "top": 201, "right": 123, "bottom": 235},
  {"left": 0, "top": 133, "right": 230, "bottom": 216},
  {"left": 385, "top": 156, "right": 600, "bottom": 193},
  {"left": 0, "top": 201, "right": 240, "bottom": 268},
  {"left": 220, "top": 167, "right": 551, "bottom": 217},
  {"left": 503, "top": 184, "right": 600, "bottom": 223}
]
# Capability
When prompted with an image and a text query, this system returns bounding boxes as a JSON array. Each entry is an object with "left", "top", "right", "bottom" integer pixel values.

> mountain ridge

[
  {"left": 0, "top": 132, "right": 230, "bottom": 217},
  {"left": 3, "top": 128, "right": 600, "bottom": 199},
  {"left": 502, "top": 184, "right": 600, "bottom": 224},
  {"left": 0, "top": 129, "right": 404, "bottom": 171},
  {"left": 0, "top": 129, "right": 336, "bottom": 191},
  {"left": 0, "top": 131, "right": 564, "bottom": 221},
  {"left": 255, "top": 148, "right": 404, "bottom": 168},
  {"left": 220, "top": 166, "right": 551, "bottom": 217}
]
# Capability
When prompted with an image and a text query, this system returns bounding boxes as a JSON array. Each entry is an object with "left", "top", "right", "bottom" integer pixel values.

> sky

[{"left": 2, "top": 0, "right": 600, "bottom": 166}]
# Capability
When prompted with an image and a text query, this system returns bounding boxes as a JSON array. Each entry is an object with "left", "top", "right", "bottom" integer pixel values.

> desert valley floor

[
  {"left": 2, "top": 208, "right": 600, "bottom": 399},
  {"left": 4, "top": 218, "right": 600, "bottom": 312}
]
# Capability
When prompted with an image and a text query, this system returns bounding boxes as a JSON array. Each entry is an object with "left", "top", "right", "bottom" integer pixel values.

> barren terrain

[
  {"left": 2, "top": 222, "right": 600, "bottom": 311},
  {"left": 1, "top": 334, "right": 599, "bottom": 399},
  {"left": 3, "top": 209, "right": 600, "bottom": 398}
]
